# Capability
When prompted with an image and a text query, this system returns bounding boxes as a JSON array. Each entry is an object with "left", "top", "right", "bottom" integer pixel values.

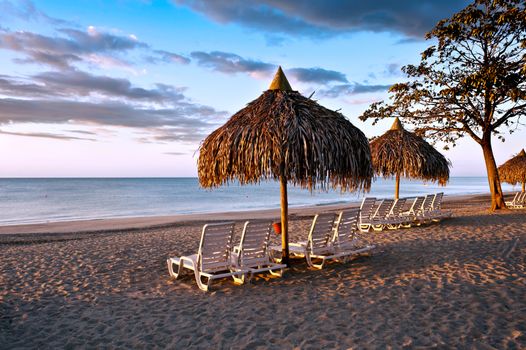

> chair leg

[
  {"left": 167, "top": 259, "right": 184, "bottom": 279},
  {"left": 372, "top": 224, "right": 384, "bottom": 232},
  {"left": 232, "top": 272, "right": 246, "bottom": 285},
  {"left": 360, "top": 224, "right": 370, "bottom": 232},
  {"left": 305, "top": 252, "right": 315, "bottom": 268},
  {"left": 269, "top": 268, "right": 283, "bottom": 277},
  {"left": 195, "top": 271, "right": 210, "bottom": 292},
  {"left": 307, "top": 254, "right": 325, "bottom": 269},
  {"left": 311, "top": 257, "right": 326, "bottom": 269}
]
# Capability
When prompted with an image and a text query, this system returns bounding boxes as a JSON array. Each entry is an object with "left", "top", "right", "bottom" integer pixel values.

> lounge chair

[
  {"left": 418, "top": 194, "right": 438, "bottom": 223},
  {"left": 288, "top": 212, "right": 338, "bottom": 269},
  {"left": 385, "top": 198, "right": 408, "bottom": 229},
  {"left": 332, "top": 209, "right": 376, "bottom": 259},
  {"left": 167, "top": 222, "right": 247, "bottom": 291},
  {"left": 231, "top": 220, "right": 286, "bottom": 280},
  {"left": 370, "top": 199, "right": 395, "bottom": 231},
  {"left": 430, "top": 192, "right": 452, "bottom": 220},
  {"left": 401, "top": 196, "right": 426, "bottom": 227},
  {"left": 507, "top": 192, "right": 526, "bottom": 209},
  {"left": 359, "top": 197, "right": 378, "bottom": 232},
  {"left": 506, "top": 192, "right": 521, "bottom": 207}
]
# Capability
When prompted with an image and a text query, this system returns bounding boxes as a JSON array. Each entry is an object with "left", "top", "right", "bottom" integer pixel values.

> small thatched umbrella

[
  {"left": 498, "top": 149, "right": 526, "bottom": 192},
  {"left": 198, "top": 67, "right": 373, "bottom": 265},
  {"left": 370, "top": 118, "right": 450, "bottom": 199}
]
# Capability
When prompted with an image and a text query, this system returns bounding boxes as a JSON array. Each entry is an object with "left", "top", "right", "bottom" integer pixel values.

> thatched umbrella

[
  {"left": 498, "top": 149, "right": 526, "bottom": 192},
  {"left": 370, "top": 117, "right": 450, "bottom": 199},
  {"left": 198, "top": 67, "right": 372, "bottom": 265}
]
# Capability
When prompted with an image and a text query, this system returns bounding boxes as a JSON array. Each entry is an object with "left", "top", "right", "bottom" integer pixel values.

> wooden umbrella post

[
  {"left": 395, "top": 172, "right": 400, "bottom": 199},
  {"left": 279, "top": 164, "right": 290, "bottom": 267}
]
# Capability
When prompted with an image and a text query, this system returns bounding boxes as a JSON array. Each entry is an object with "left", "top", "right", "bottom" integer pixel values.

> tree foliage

[{"left": 361, "top": 0, "right": 526, "bottom": 149}]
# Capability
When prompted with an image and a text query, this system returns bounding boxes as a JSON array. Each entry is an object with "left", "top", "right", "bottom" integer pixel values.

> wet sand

[{"left": 0, "top": 194, "right": 525, "bottom": 348}]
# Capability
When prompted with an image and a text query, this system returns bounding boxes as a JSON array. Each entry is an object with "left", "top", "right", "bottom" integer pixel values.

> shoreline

[{"left": 0, "top": 192, "right": 499, "bottom": 236}]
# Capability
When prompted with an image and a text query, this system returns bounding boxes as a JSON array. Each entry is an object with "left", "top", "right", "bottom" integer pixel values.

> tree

[{"left": 360, "top": 0, "right": 526, "bottom": 210}]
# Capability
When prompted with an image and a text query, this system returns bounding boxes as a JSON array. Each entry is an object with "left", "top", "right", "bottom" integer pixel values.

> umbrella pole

[
  {"left": 280, "top": 168, "right": 290, "bottom": 267},
  {"left": 395, "top": 172, "right": 400, "bottom": 199}
]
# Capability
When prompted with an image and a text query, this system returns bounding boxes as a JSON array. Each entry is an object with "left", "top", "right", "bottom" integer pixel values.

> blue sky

[{"left": 0, "top": 0, "right": 523, "bottom": 177}]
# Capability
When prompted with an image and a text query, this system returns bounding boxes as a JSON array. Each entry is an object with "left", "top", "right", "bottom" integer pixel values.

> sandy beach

[{"left": 1, "top": 193, "right": 525, "bottom": 348}]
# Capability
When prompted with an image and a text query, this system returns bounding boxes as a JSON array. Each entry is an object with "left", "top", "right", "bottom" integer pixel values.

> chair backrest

[
  {"left": 307, "top": 212, "right": 338, "bottom": 255},
  {"left": 518, "top": 192, "right": 526, "bottom": 203},
  {"left": 389, "top": 198, "right": 407, "bottom": 216},
  {"left": 333, "top": 208, "right": 360, "bottom": 247},
  {"left": 360, "top": 197, "right": 377, "bottom": 220},
  {"left": 408, "top": 196, "right": 425, "bottom": 214},
  {"left": 373, "top": 199, "right": 395, "bottom": 218},
  {"left": 237, "top": 221, "right": 273, "bottom": 267},
  {"left": 422, "top": 194, "right": 436, "bottom": 212},
  {"left": 198, "top": 222, "right": 236, "bottom": 273},
  {"left": 432, "top": 192, "right": 444, "bottom": 210},
  {"left": 510, "top": 192, "right": 519, "bottom": 203}
]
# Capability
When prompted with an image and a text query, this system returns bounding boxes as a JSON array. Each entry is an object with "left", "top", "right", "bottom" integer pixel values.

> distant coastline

[{"left": 0, "top": 177, "right": 518, "bottom": 228}]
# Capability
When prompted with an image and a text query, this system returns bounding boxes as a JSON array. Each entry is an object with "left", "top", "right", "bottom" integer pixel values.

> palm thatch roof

[
  {"left": 198, "top": 67, "right": 373, "bottom": 192},
  {"left": 498, "top": 149, "right": 526, "bottom": 186},
  {"left": 370, "top": 118, "right": 450, "bottom": 185}
]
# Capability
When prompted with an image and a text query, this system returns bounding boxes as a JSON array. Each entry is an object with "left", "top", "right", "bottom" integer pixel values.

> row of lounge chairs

[
  {"left": 359, "top": 192, "right": 452, "bottom": 232},
  {"left": 506, "top": 192, "right": 526, "bottom": 209},
  {"left": 167, "top": 209, "right": 375, "bottom": 291}
]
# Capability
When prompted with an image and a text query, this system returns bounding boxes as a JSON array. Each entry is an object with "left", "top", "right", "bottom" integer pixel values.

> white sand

[{"left": 0, "top": 193, "right": 525, "bottom": 348}]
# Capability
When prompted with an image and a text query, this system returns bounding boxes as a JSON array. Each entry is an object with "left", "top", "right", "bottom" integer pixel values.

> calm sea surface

[{"left": 0, "top": 177, "right": 516, "bottom": 225}]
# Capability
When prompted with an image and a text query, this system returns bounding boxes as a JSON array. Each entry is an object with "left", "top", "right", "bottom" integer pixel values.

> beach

[{"left": 1, "top": 193, "right": 525, "bottom": 348}]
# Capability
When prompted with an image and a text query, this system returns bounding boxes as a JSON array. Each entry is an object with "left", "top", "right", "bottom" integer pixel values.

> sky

[{"left": 0, "top": 0, "right": 523, "bottom": 177}]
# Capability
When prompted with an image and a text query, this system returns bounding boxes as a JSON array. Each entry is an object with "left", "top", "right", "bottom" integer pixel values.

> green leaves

[{"left": 360, "top": 0, "right": 526, "bottom": 147}]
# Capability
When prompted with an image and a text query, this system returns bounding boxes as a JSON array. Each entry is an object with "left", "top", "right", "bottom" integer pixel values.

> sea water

[{"left": 0, "top": 177, "right": 516, "bottom": 225}]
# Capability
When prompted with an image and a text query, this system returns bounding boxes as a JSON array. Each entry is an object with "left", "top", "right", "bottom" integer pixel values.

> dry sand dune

[{"left": 1, "top": 195, "right": 525, "bottom": 348}]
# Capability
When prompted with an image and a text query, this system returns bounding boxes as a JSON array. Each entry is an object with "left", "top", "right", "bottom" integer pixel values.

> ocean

[{"left": 0, "top": 177, "right": 516, "bottom": 226}]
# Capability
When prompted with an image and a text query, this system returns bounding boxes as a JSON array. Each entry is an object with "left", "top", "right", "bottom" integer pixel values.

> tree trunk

[
  {"left": 395, "top": 173, "right": 400, "bottom": 199},
  {"left": 279, "top": 164, "right": 290, "bottom": 266},
  {"left": 522, "top": 181, "right": 525, "bottom": 193},
  {"left": 481, "top": 136, "right": 506, "bottom": 210}
]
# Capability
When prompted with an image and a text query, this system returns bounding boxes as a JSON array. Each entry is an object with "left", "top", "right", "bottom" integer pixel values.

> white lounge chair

[
  {"left": 418, "top": 194, "right": 438, "bottom": 223},
  {"left": 231, "top": 220, "right": 286, "bottom": 280},
  {"left": 167, "top": 222, "right": 247, "bottom": 291},
  {"left": 507, "top": 192, "right": 526, "bottom": 209},
  {"left": 370, "top": 199, "right": 395, "bottom": 231},
  {"left": 288, "top": 212, "right": 338, "bottom": 269},
  {"left": 430, "top": 192, "right": 452, "bottom": 220},
  {"left": 359, "top": 197, "right": 378, "bottom": 232},
  {"left": 385, "top": 198, "right": 408, "bottom": 229},
  {"left": 506, "top": 192, "right": 521, "bottom": 207},
  {"left": 332, "top": 209, "right": 376, "bottom": 259},
  {"left": 401, "top": 196, "right": 426, "bottom": 226}
]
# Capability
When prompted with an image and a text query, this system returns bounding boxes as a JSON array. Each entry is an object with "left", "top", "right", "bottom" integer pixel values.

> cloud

[
  {"left": 0, "top": 26, "right": 147, "bottom": 69},
  {"left": 31, "top": 71, "right": 186, "bottom": 102},
  {"left": 318, "top": 82, "right": 391, "bottom": 98},
  {"left": 0, "top": 97, "right": 223, "bottom": 143},
  {"left": 191, "top": 51, "right": 274, "bottom": 77},
  {"left": 164, "top": 151, "right": 187, "bottom": 156},
  {"left": 173, "top": 0, "right": 471, "bottom": 38},
  {"left": 66, "top": 129, "right": 98, "bottom": 136},
  {"left": 0, "top": 71, "right": 188, "bottom": 103},
  {"left": 0, "top": 129, "right": 96, "bottom": 141},
  {"left": 149, "top": 50, "right": 191, "bottom": 64},
  {"left": 0, "top": 98, "right": 217, "bottom": 128},
  {"left": 0, "top": 70, "right": 227, "bottom": 144},
  {"left": 190, "top": 51, "right": 348, "bottom": 85},
  {"left": 0, "top": 0, "right": 74, "bottom": 26},
  {"left": 384, "top": 63, "right": 401, "bottom": 77},
  {"left": 287, "top": 67, "right": 348, "bottom": 84}
]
